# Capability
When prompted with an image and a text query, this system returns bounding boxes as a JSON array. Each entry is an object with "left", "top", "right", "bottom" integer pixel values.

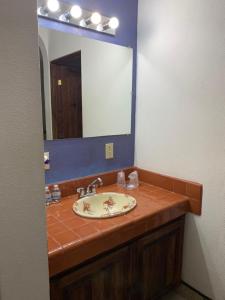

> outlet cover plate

[{"left": 105, "top": 143, "right": 114, "bottom": 159}]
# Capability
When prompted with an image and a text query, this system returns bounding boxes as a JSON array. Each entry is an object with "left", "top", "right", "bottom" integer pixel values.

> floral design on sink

[{"left": 73, "top": 192, "right": 137, "bottom": 219}]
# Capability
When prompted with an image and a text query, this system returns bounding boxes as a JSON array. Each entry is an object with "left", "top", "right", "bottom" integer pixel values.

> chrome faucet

[{"left": 77, "top": 177, "right": 103, "bottom": 199}]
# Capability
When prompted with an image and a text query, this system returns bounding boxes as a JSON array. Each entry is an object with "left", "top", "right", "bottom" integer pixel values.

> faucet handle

[
  {"left": 97, "top": 177, "right": 103, "bottom": 186},
  {"left": 77, "top": 187, "right": 85, "bottom": 198},
  {"left": 87, "top": 184, "right": 96, "bottom": 194}
]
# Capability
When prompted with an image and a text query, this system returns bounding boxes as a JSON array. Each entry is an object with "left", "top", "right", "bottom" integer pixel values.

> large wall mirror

[{"left": 38, "top": 25, "right": 133, "bottom": 140}]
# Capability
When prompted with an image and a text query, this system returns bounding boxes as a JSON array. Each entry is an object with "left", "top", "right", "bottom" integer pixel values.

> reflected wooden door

[{"left": 50, "top": 54, "right": 82, "bottom": 139}]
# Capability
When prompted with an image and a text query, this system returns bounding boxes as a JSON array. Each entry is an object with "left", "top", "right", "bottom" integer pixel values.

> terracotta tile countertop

[{"left": 47, "top": 182, "right": 190, "bottom": 277}]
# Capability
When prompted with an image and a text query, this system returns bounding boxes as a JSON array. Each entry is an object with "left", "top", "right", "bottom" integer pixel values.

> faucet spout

[{"left": 88, "top": 177, "right": 103, "bottom": 189}]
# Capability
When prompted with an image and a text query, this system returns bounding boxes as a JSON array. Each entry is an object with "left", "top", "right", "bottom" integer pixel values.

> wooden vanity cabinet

[
  {"left": 50, "top": 216, "right": 185, "bottom": 300},
  {"left": 50, "top": 246, "right": 133, "bottom": 300},
  {"left": 136, "top": 216, "right": 184, "bottom": 299}
]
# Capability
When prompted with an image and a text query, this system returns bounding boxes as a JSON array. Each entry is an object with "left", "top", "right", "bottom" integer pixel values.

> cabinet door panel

[
  {"left": 64, "top": 280, "right": 92, "bottom": 300},
  {"left": 137, "top": 218, "right": 184, "bottom": 300},
  {"left": 91, "top": 262, "right": 130, "bottom": 300},
  {"left": 50, "top": 246, "right": 132, "bottom": 300}
]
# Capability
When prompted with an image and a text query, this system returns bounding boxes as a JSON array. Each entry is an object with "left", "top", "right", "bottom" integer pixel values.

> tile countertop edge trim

[
  {"left": 48, "top": 202, "right": 188, "bottom": 277},
  {"left": 136, "top": 167, "right": 202, "bottom": 215}
]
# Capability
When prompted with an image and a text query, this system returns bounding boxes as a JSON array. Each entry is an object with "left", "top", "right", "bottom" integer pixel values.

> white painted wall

[
  {"left": 136, "top": 0, "right": 225, "bottom": 299},
  {"left": 0, "top": 0, "right": 50, "bottom": 299},
  {"left": 39, "top": 27, "right": 133, "bottom": 138}
]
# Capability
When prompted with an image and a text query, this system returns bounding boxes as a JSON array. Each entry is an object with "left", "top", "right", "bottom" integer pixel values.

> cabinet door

[
  {"left": 136, "top": 217, "right": 185, "bottom": 300},
  {"left": 50, "top": 246, "right": 132, "bottom": 300}
]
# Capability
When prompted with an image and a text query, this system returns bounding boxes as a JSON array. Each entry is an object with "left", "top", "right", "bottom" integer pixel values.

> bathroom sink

[{"left": 73, "top": 192, "right": 136, "bottom": 219}]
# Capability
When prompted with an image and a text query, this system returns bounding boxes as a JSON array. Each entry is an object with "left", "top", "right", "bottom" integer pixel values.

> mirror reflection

[{"left": 38, "top": 26, "right": 133, "bottom": 140}]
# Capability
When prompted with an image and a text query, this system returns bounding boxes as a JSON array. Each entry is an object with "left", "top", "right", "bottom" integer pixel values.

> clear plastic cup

[{"left": 117, "top": 171, "right": 126, "bottom": 188}]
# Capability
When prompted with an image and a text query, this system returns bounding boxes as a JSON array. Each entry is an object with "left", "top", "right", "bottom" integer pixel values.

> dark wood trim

[{"left": 51, "top": 51, "right": 81, "bottom": 67}]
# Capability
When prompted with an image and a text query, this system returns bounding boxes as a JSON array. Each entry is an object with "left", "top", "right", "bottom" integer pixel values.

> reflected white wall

[
  {"left": 39, "top": 27, "right": 133, "bottom": 139},
  {"left": 38, "top": 31, "right": 53, "bottom": 140}
]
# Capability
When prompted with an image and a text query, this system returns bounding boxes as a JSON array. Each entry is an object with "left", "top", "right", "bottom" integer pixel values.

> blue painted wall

[{"left": 42, "top": 0, "right": 138, "bottom": 183}]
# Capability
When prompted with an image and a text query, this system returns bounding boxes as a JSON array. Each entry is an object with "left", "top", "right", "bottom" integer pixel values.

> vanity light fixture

[
  {"left": 37, "top": 0, "right": 60, "bottom": 16},
  {"left": 79, "top": 19, "right": 88, "bottom": 28},
  {"left": 47, "top": 0, "right": 60, "bottom": 12},
  {"left": 109, "top": 17, "right": 120, "bottom": 30},
  {"left": 37, "top": 0, "right": 119, "bottom": 36},
  {"left": 80, "top": 12, "right": 102, "bottom": 27},
  {"left": 70, "top": 5, "right": 82, "bottom": 19},
  {"left": 97, "top": 17, "right": 120, "bottom": 32},
  {"left": 96, "top": 24, "right": 104, "bottom": 32},
  {"left": 59, "top": 5, "right": 82, "bottom": 22},
  {"left": 58, "top": 12, "right": 70, "bottom": 22},
  {"left": 90, "top": 12, "right": 102, "bottom": 25},
  {"left": 37, "top": 6, "right": 48, "bottom": 17}
]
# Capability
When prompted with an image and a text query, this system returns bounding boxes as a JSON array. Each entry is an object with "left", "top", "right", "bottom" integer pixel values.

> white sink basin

[{"left": 73, "top": 192, "right": 136, "bottom": 219}]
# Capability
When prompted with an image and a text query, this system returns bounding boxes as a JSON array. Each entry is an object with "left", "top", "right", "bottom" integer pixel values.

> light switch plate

[{"left": 105, "top": 143, "right": 114, "bottom": 159}]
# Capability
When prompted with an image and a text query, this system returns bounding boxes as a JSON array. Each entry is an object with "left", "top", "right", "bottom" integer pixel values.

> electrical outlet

[{"left": 105, "top": 143, "right": 114, "bottom": 159}]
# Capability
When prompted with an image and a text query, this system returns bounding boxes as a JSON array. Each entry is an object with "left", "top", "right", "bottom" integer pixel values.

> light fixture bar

[{"left": 37, "top": 0, "right": 119, "bottom": 36}]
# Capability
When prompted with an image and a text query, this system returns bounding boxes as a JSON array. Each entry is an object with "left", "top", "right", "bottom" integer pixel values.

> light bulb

[
  {"left": 90, "top": 12, "right": 102, "bottom": 25},
  {"left": 47, "top": 0, "right": 60, "bottom": 12},
  {"left": 109, "top": 17, "right": 119, "bottom": 29},
  {"left": 70, "top": 5, "right": 82, "bottom": 19},
  {"left": 96, "top": 24, "right": 103, "bottom": 32}
]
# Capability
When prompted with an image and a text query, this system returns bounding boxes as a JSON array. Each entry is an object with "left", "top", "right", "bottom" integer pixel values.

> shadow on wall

[{"left": 182, "top": 215, "right": 214, "bottom": 299}]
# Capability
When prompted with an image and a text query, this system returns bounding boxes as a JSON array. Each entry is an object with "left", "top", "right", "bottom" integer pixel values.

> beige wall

[
  {"left": 136, "top": 0, "right": 225, "bottom": 299},
  {"left": 0, "top": 0, "right": 50, "bottom": 299}
]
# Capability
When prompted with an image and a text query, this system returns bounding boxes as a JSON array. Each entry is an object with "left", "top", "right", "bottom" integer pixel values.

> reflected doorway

[{"left": 50, "top": 51, "right": 82, "bottom": 139}]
